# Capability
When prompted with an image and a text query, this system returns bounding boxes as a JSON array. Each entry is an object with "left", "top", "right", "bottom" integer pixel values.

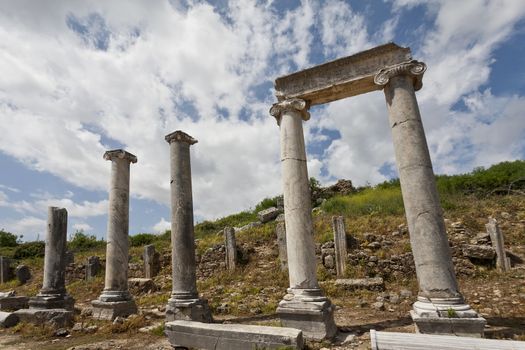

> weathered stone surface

[
  {"left": 85, "top": 256, "right": 101, "bottom": 280},
  {"left": 14, "top": 308, "right": 74, "bottom": 328},
  {"left": 165, "top": 320, "right": 304, "bottom": 350},
  {"left": 257, "top": 207, "right": 280, "bottom": 223},
  {"left": 143, "top": 244, "right": 160, "bottom": 278},
  {"left": 235, "top": 221, "right": 261, "bottom": 232},
  {"left": 486, "top": 218, "right": 511, "bottom": 271},
  {"left": 332, "top": 216, "right": 347, "bottom": 277},
  {"left": 91, "top": 300, "right": 137, "bottom": 321},
  {"left": 0, "top": 311, "right": 19, "bottom": 328},
  {"left": 411, "top": 311, "right": 486, "bottom": 338},
  {"left": 335, "top": 277, "right": 385, "bottom": 291},
  {"left": 0, "top": 295, "right": 29, "bottom": 311},
  {"left": 128, "top": 278, "right": 157, "bottom": 294},
  {"left": 462, "top": 245, "right": 496, "bottom": 261},
  {"left": 275, "top": 43, "right": 412, "bottom": 105},
  {"left": 276, "top": 222, "right": 288, "bottom": 271},
  {"left": 165, "top": 130, "right": 212, "bottom": 323},
  {"left": 224, "top": 227, "right": 237, "bottom": 271},
  {"left": 30, "top": 207, "right": 74, "bottom": 311},
  {"left": 15, "top": 265, "right": 31, "bottom": 284},
  {"left": 0, "top": 256, "right": 13, "bottom": 283},
  {"left": 277, "top": 298, "right": 337, "bottom": 340}
]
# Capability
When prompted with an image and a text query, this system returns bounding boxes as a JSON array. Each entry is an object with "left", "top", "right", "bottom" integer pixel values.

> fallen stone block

[
  {"left": 0, "top": 311, "right": 19, "bottom": 328},
  {"left": 257, "top": 207, "right": 281, "bottom": 223},
  {"left": 335, "top": 277, "right": 385, "bottom": 291},
  {"left": 462, "top": 245, "right": 496, "bottom": 261},
  {"left": 0, "top": 295, "right": 29, "bottom": 311},
  {"left": 14, "top": 308, "right": 74, "bottom": 328},
  {"left": 165, "top": 320, "right": 304, "bottom": 350},
  {"left": 128, "top": 278, "right": 157, "bottom": 294}
]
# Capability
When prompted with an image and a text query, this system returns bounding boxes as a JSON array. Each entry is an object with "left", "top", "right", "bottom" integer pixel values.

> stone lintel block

[
  {"left": 165, "top": 320, "right": 304, "bottom": 350},
  {"left": 411, "top": 311, "right": 486, "bottom": 338},
  {"left": 0, "top": 296, "right": 29, "bottom": 311},
  {"left": 275, "top": 43, "right": 412, "bottom": 105},
  {"left": 14, "top": 308, "right": 74, "bottom": 328},
  {"left": 91, "top": 299, "right": 138, "bottom": 320},
  {"left": 277, "top": 299, "right": 337, "bottom": 340},
  {"left": 29, "top": 294, "right": 75, "bottom": 311},
  {"left": 0, "top": 311, "right": 19, "bottom": 328},
  {"left": 166, "top": 298, "right": 213, "bottom": 323},
  {"left": 103, "top": 149, "right": 137, "bottom": 163}
]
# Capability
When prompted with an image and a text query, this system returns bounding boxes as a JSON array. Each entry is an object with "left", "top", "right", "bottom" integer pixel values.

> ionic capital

[
  {"left": 165, "top": 130, "right": 198, "bottom": 145},
  {"left": 269, "top": 98, "right": 310, "bottom": 125},
  {"left": 103, "top": 149, "right": 138, "bottom": 163},
  {"left": 374, "top": 60, "right": 427, "bottom": 91}
]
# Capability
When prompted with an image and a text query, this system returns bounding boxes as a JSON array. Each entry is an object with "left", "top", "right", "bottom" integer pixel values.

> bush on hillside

[
  {"left": 0, "top": 230, "right": 19, "bottom": 247},
  {"left": 130, "top": 233, "right": 156, "bottom": 247},
  {"left": 195, "top": 211, "right": 257, "bottom": 238},
  {"left": 321, "top": 187, "right": 404, "bottom": 217},
  {"left": 68, "top": 230, "right": 105, "bottom": 251},
  {"left": 13, "top": 241, "right": 45, "bottom": 259}
]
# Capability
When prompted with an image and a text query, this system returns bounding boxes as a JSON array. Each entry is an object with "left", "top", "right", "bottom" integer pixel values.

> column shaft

[{"left": 41, "top": 207, "right": 68, "bottom": 294}]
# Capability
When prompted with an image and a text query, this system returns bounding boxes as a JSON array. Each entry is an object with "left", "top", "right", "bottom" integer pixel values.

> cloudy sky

[{"left": 0, "top": 0, "right": 524, "bottom": 241}]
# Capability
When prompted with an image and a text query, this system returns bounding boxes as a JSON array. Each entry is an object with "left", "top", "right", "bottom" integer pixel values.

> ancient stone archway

[{"left": 270, "top": 43, "right": 485, "bottom": 338}]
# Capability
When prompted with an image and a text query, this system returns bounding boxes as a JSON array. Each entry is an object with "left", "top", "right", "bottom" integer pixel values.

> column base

[
  {"left": 411, "top": 296, "right": 486, "bottom": 337},
  {"left": 276, "top": 288, "right": 337, "bottom": 340},
  {"left": 97, "top": 290, "right": 133, "bottom": 303},
  {"left": 28, "top": 293, "right": 75, "bottom": 311},
  {"left": 14, "top": 308, "right": 74, "bottom": 328},
  {"left": 91, "top": 299, "right": 138, "bottom": 320},
  {"left": 166, "top": 297, "right": 213, "bottom": 322}
]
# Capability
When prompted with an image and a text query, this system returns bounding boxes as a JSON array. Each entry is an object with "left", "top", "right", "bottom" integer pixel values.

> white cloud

[
  {"left": 152, "top": 217, "right": 171, "bottom": 233},
  {"left": 0, "top": 184, "right": 20, "bottom": 193},
  {"left": 2, "top": 216, "right": 47, "bottom": 241},
  {"left": 72, "top": 222, "right": 94, "bottom": 232}
]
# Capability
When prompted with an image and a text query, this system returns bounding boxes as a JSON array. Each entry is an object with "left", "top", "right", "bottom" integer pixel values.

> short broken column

[
  {"left": 486, "top": 217, "right": 511, "bottom": 272},
  {"left": 269, "top": 99, "right": 336, "bottom": 340},
  {"left": 276, "top": 222, "right": 288, "bottom": 271},
  {"left": 0, "top": 257, "right": 13, "bottom": 284},
  {"left": 29, "top": 207, "right": 74, "bottom": 310},
  {"left": 332, "top": 216, "right": 347, "bottom": 277},
  {"left": 144, "top": 244, "right": 160, "bottom": 278},
  {"left": 15, "top": 207, "right": 74, "bottom": 328},
  {"left": 92, "top": 149, "right": 138, "bottom": 320},
  {"left": 165, "top": 130, "right": 212, "bottom": 323},
  {"left": 85, "top": 256, "right": 101, "bottom": 281},
  {"left": 224, "top": 227, "right": 237, "bottom": 271},
  {"left": 375, "top": 61, "right": 485, "bottom": 336}
]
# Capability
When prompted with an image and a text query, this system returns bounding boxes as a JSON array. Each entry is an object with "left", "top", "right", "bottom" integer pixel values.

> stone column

[
  {"left": 165, "top": 130, "right": 212, "bottom": 323},
  {"left": 276, "top": 222, "right": 288, "bottom": 271},
  {"left": 486, "top": 218, "right": 510, "bottom": 272},
  {"left": 269, "top": 99, "right": 336, "bottom": 340},
  {"left": 92, "top": 149, "right": 137, "bottom": 320},
  {"left": 375, "top": 61, "right": 485, "bottom": 336},
  {"left": 332, "top": 216, "right": 347, "bottom": 278},
  {"left": 224, "top": 227, "right": 237, "bottom": 271},
  {"left": 144, "top": 244, "right": 160, "bottom": 278},
  {"left": 29, "top": 207, "right": 74, "bottom": 310}
]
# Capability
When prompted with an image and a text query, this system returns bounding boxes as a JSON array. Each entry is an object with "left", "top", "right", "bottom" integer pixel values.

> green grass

[{"left": 321, "top": 187, "right": 404, "bottom": 217}]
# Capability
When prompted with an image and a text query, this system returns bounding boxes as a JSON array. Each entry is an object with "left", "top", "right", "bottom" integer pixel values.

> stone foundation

[
  {"left": 91, "top": 299, "right": 137, "bottom": 320},
  {"left": 0, "top": 296, "right": 29, "bottom": 311},
  {"left": 14, "top": 308, "right": 74, "bottom": 328},
  {"left": 166, "top": 298, "right": 213, "bottom": 323},
  {"left": 28, "top": 293, "right": 75, "bottom": 311},
  {"left": 277, "top": 298, "right": 337, "bottom": 340},
  {"left": 411, "top": 311, "right": 486, "bottom": 338}
]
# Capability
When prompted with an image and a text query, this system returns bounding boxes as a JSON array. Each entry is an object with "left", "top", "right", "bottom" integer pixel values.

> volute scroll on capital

[
  {"left": 269, "top": 98, "right": 311, "bottom": 125},
  {"left": 374, "top": 60, "right": 427, "bottom": 91},
  {"left": 103, "top": 149, "right": 138, "bottom": 163},
  {"left": 165, "top": 130, "right": 198, "bottom": 145}
]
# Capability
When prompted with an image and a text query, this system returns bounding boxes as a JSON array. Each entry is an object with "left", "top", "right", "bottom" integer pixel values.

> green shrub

[
  {"left": 130, "top": 233, "right": 156, "bottom": 247},
  {"left": 195, "top": 211, "right": 257, "bottom": 239},
  {"left": 321, "top": 187, "right": 404, "bottom": 217},
  {"left": 0, "top": 230, "right": 19, "bottom": 247},
  {"left": 68, "top": 230, "right": 105, "bottom": 251},
  {"left": 254, "top": 197, "right": 280, "bottom": 213},
  {"left": 13, "top": 241, "right": 45, "bottom": 259}
]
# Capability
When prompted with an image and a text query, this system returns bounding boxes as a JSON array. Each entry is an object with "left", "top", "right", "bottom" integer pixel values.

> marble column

[
  {"left": 269, "top": 99, "right": 336, "bottom": 340},
  {"left": 165, "top": 130, "right": 212, "bottom": 322},
  {"left": 375, "top": 61, "right": 485, "bottom": 336},
  {"left": 92, "top": 149, "right": 138, "bottom": 320},
  {"left": 29, "top": 207, "right": 74, "bottom": 310}
]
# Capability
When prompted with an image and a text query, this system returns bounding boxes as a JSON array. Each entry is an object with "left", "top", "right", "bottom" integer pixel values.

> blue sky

[{"left": 0, "top": 0, "right": 524, "bottom": 241}]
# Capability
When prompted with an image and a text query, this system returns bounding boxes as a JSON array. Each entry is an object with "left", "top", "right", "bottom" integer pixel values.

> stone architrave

[
  {"left": 224, "top": 227, "right": 237, "bottom": 271},
  {"left": 165, "top": 130, "right": 212, "bottom": 323},
  {"left": 91, "top": 149, "right": 138, "bottom": 320},
  {"left": 0, "top": 257, "right": 13, "bottom": 284},
  {"left": 15, "top": 207, "right": 74, "bottom": 328},
  {"left": 271, "top": 42, "right": 484, "bottom": 337},
  {"left": 144, "top": 244, "right": 160, "bottom": 278},
  {"left": 375, "top": 60, "right": 485, "bottom": 336},
  {"left": 29, "top": 207, "right": 74, "bottom": 310},
  {"left": 269, "top": 99, "right": 337, "bottom": 340},
  {"left": 275, "top": 222, "right": 288, "bottom": 271},
  {"left": 486, "top": 218, "right": 511, "bottom": 272},
  {"left": 332, "top": 216, "right": 347, "bottom": 277}
]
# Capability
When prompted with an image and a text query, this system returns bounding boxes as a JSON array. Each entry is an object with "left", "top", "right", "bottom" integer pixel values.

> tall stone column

[
  {"left": 165, "top": 130, "right": 212, "bottom": 323},
  {"left": 269, "top": 99, "right": 336, "bottom": 340},
  {"left": 29, "top": 207, "right": 74, "bottom": 310},
  {"left": 92, "top": 149, "right": 138, "bottom": 320},
  {"left": 375, "top": 61, "right": 485, "bottom": 336}
]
